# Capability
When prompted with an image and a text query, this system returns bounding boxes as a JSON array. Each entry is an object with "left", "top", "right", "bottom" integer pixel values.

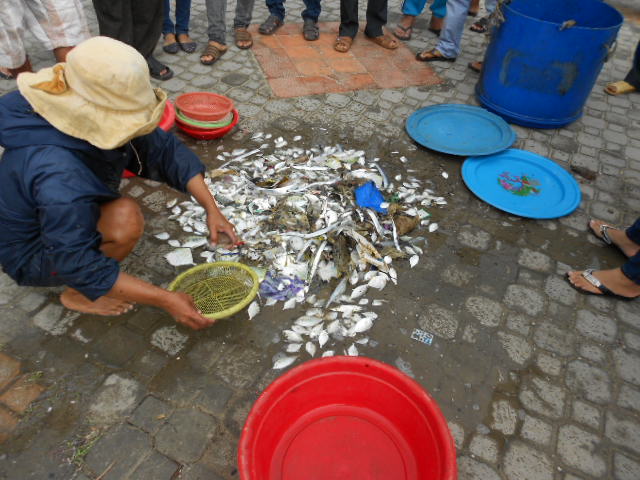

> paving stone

[
  {"left": 447, "top": 421, "right": 465, "bottom": 449},
  {"left": 614, "top": 452, "right": 640, "bottom": 480},
  {"left": 458, "top": 226, "right": 491, "bottom": 251},
  {"left": 616, "top": 303, "right": 640, "bottom": 329},
  {"left": 151, "top": 326, "right": 189, "bottom": 356},
  {"left": 198, "top": 425, "right": 237, "bottom": 472},
  {"left": 618, "top": 384, "right": 640, "bottom": 414},
  {"left": 15, "top": 292, "right": 47, "bottom": 313},
  {"left": 517, "top": 249, "right": 553, "bottom": 273},
  {"left": 535, "top": 352, "right": 562, "bottom": 376},
  {"left": 458, "top": 456, "right": 501, "bottom": 480},
  {"left": 624, "top": 332, "right": 640, "bottom": 352},
  {"left": 605, "top": 411, "right": 640, "bottom": 455},
  {"left": 566, "top": 360, "right": 611, "bottom": 404},
  {"left": 544, "top": 276, "right": 577, "bottom": 306},
  {"left": 128, "top": 350, "right": 170, "bottom": 381},
  {"left": 520, "top": 414, "right": 552, "bottom": 446},
  {"left": 465, "top": 296, "right": 503, "bottom": 327},
  {"left": 498, "top": 332, "right": 532, "bottom": 366},
  {"left": 505, "top": 313, "right": 532, "bottom": 336},
  {"left": 613, "top": 349, "right": 640, "bottom": 386},
  {"left": 155, "top": 408, "right": 218, "bottom": 463},
  {"left": 85, "top": 424, "right": 152, "bottom": 480},
  {"left": 576, "top": 309, "right": 617, "bottom": 343},
  {"left": 490, "top": 398, "right": 518, "bottom": 435},
  {"left": 519, "top": 376, "right": 566, "bottom": 419},
  {"left": 193, "top": 377, "right": 234, "bottom": 414},
  {"left": 558, "top": 424, "right": 606, "bottom": 478},
  {"left": 0, "top": 375, "right": 45, "bottom": 414},
  {"left": 0, "top": 405, "right": 18, "bottom": 443},
  {"left": 32, "top": 303, "right": 79, "bottom": 336},
  {"left": 88, "top": 374, "right": 144, "bottom": 425},
  {"left": 469, "top": 434, "right": 498, "bottom": 464},
  {"left": 178, "top": 464, "right": 226, "bottom": 480},
  {"left": 579, "top": 343, "right": 606, "bottom": 364},
  {"left": 92, "top": 325, "right": 147, "bottom": 367},
  {"left": 130, "top": 450, "right": 179, "bottom": 480},
  {"left": 533, "top": 322, "right": 575, "bottom": 356},
  {"left": 504, "top": 441, "right": 553, "bottom": 480},
  {"left": 0, "top": 353, "right": 20, "bottom": 391},
  {"left": 441, "top": 264, "right": 476, "bottom": 287},
  {"left": 214, "top": 346, "right": 264, "bottom": 389},
  {"left": 418, "top": 305, "right": 459, "bottom": 339},
  {"left": 129, "top": 396, "right": 173, "bottom": 434},
  {"left": 572, "top": 399, "right": 601, "bottom": 430},
  {"left": 504, "top": 285, "right": 545, "bottom": 317}
]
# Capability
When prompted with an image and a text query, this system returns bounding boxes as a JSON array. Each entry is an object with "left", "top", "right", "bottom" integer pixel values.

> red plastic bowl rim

[
  {"left": 238, "top": 356, "right": 457, "bottom": 480},
  {"left": 158, "top": 99, "right": 175, "bottom": 132},
  {"left": 176, "top": 108, "right": 239, "bottom": 139},
  {"left": 175, "top": 91, "right": 234, "bottom": 121}
]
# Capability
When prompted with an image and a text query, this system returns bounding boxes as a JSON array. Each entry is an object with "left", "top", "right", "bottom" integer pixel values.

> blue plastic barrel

[{"left": 476, "top": 0, "right": 623, "bottom": 128}]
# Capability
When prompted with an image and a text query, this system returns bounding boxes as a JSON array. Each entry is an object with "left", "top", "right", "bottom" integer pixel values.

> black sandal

[
  {"left": 177, "top": 33, "right": 197, "bottom": 53},
  {"left": 393, "top": 24, "right": 413, "bottom": 41},
  {"left": 259, "top": 15, "right": 284, "bottom": 35},
  {"left": 470, "top": 17, "right": 489, "bottom": 33},
  {"left": 303, "top": 18, "right": 319, "bottom": 41},
  {"left": 416, "top": 49, "right": 455, "bottom": 62},
  {"left": 147, "top": 56, "right": 174, "bottom": 81},
  {"left": 163, "top": 34, "right": 179, "bottom": 54}
]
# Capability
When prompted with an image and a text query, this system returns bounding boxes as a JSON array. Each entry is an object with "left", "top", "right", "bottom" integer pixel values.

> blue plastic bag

[{"left": 355, "top": 181, "right": 387, "bottom": 214}]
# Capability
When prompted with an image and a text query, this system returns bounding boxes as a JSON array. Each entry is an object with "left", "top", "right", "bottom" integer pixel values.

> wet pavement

[{"left": 1, "top": 1, "right": 640, "bottom": 479}]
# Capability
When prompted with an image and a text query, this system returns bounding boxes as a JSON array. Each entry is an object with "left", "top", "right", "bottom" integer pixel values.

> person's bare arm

[
  {"left": 186, "top": 174, "right": 238, "bottom": 246},
  {"left": 107, "top": 272, "right": 214, "bottom": 329}
]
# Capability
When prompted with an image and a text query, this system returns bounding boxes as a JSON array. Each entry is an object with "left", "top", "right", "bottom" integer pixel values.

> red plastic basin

[
  {"left": 238, "top": 356, "right": 457, "bottom": 480},
  {"left": 176, "top": 108, "right": 239, "bottom": 140},
  {"left": 175, "top": 91, "right": 234, "bottom": 122}
]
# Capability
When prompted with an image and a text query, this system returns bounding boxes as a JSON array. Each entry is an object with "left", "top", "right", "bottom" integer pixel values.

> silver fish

[{"left": 273, "top": 356, "right": 297, "bottom": 370}]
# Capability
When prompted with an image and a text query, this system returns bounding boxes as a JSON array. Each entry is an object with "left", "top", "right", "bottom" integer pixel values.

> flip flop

[
  {"left": 393, "top": 24, "right": 413, "bottom": 41},
  {"left": 589, "top": 219, "right": 619, "bottom": 246},
  {"left": 416, "top": 49, "right": 455, "bottom": 62},
  {"left": 565, "top": 269, "right": 636, "bottom": 300},
  {"left": 470, "top": 17, "right": 489, "bottom": 33},
  {"left": 468, "top": 61, "right": 482, "bottom": 73},
  {"left": 604, "top": 81, "right": 636, "bottom": 96}
]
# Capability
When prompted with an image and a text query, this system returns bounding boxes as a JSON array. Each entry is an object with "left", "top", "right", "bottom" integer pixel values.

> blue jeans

[
  {"left": 401, "top": 0, "right": 496, "bottom": 20},
  {"left": 622, "top": 218, "right": 640, "bottom": 285},
  {"left": 267, "top": 0, "right": 321, "bottom": 22},
  {"left": 163, "top": 0, "right": 192, "bottom": 35}
]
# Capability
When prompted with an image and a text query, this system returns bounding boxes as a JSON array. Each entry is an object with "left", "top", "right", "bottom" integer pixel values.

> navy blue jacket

[{"left": 0, "top": 91, "right": 205, "bottom": 300}]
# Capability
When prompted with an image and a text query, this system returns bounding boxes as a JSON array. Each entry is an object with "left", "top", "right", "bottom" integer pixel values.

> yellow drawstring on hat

[{"left": 31, "top": 65, "right": 68, "bottom": 95}]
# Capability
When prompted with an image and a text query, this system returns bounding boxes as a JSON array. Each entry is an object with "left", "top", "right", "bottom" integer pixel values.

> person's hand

[
  {"left": 162, "top": 291, "right": 215, "bottom": 330},
  {"left": 207, "top": 212, "right": 239, "bottom": 246}
]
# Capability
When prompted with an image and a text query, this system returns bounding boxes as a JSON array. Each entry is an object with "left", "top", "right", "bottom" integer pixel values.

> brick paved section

[
  {"left": 0, "top": 1, "right": 639, "bottom": 479},
  {"left": 251, "top": 22, "right": 442, "bottom": 97}
]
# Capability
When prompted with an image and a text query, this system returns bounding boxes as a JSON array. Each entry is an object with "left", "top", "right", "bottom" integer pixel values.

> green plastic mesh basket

[{"left": 168, "top": 262, "right": 259, "bottom": 319}]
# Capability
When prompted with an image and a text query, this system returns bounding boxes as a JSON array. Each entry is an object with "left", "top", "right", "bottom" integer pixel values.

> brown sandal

[
  {"left": 200, "top": 41, "right": 228, "bottom": 65},
  {"left": 234, "top": 27, "right": 253, "bottom": 49},
  {"left": 416, "top": 48, "right": 456, "bottom": 62},
  {"left": 334, "top": 36, "right": 353, "bottom": 53},
  {"left": 367, "top": 34, "right": 399, "bottom": 50}
]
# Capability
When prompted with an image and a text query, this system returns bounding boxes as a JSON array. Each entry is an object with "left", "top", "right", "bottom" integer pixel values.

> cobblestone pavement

[{"left": 1, "top": 1, "right": 640, "bottom": 479}]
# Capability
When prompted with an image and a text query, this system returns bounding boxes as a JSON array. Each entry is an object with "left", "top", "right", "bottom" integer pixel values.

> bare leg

[
  {"left": 8, "top": 57, "right": 32, "bottom": 77},
  {"left": 567, "top": 268, "right": 640, "bottom": 298},
  {"left": 53, "top": 46, "right": 74, "bottom": 63},
  {"left": 60, "top": 198, "right": 145, "bottom": 315}
]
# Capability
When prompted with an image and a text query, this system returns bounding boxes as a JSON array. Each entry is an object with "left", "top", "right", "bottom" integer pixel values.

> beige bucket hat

[{"left": 17, "top": 36, "right": 167, "bottom": 150}]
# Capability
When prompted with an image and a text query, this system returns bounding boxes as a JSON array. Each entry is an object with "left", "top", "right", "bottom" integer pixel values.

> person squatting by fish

[{"left": 0, "top": 37, "right": 238, "bottom": 330}]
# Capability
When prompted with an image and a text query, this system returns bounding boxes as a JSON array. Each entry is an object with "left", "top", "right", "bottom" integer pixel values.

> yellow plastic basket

[{"left": 168, "top": 262, "right": 259, "bottom": 320}]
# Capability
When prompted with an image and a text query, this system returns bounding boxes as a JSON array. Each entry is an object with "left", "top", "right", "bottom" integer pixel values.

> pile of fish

[{"left": 157, "top": 134, "right": 447, "bottom": 369}]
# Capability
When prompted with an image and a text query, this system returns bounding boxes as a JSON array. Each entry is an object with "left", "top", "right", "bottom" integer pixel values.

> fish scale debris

[{"left": 160, "top": 135, "right": 447, "bottom": 369}]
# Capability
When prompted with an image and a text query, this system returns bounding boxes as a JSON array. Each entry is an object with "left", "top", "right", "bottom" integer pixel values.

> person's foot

[
  {"left": 589, "top": 219, "right": 640, "bottom": 257},
  {"left": 235, "top": 27, "right": 253, "bottom": 49},
  {"left": 393, "top": 14, "right": 416, "bottom": 41},
  {"left": 147, "top": 56, "right": 173, "bottom": 80},
  {"left": 177, "top": 33, "right": 197, "bottom": 53},
  {"left": 200, "top": 40, "right": 228, "bottom": 65},
  {"left": 468, "top": 0, "right": 480, "bottom": 16},
  {"left": 60, "top": 289, "right": 135, "bottom": 316},
  {"left": 259, "top": 15, "right": 283, "bottom": 35},
  {"left": 0, "top": 67, "right": 13, "bottom": 80},
  {"left": 468, "top": 61, "right": 482, "bottom": 72},
  {"left": 367, "top": 33, "right": 399, "bottom": 50},
  {"left": 303, "top": 18, "right": 320, "bottom": 41},
  {"left": 604, "top": 80, "right": 636, "bottom": 96},
  {"left": 163, "top": 33, "right": 179, "bottom": 54},
  {"left": 567, "top": 268, "right": 640, "bottom": 299},
  {"left": 416, "top": 48, "right": 455, "bottom": 62}
]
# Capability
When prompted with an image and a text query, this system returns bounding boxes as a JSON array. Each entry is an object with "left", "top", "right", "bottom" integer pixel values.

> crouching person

[{"left": 0, "top": 37, "right": 237, "bottom": 330}]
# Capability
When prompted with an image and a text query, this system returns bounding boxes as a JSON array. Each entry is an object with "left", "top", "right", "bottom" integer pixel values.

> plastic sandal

[
  {"left": 367, "top": 34, "right": 399, "bottom": 50},
  {"left": 393, "top": 24, "right": 413, "bottom": 41},
  {"left": 200, "top": 41, "right": 228, "bottom": 66},
  {"left": 303, "top": 18, "right": 320, "bottom": 41},
  {"left": 259, "top": 15, "right": 283, "bottom": 35},
  {"left": 566, "top": 269, "right": 636, "bottom": 300},
  {"left": 177, "top": 34, "right": 197, "bottom": 54},
  {"left": 470, "top": 17, "right": 489, "bottom": 33},
  {"left": 416, "top": 49, "right": 455, "bottom": 62},
  {"left": 147, "top": 56, "right": 174, "bottom": 81},
  {"left": 234, "top": 27, "right": 253, "bottom": 49},
  {"left": 163, "top": 34, "right": 179, "bottom": 54},
  {"left": 334, "top": 36, "right": 353, "bottom": 53}
]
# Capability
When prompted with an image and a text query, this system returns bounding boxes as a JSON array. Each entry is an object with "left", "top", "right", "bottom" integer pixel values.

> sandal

[
  {"left": 303, "top": 18, "right": 320, "bottom": 41},
  {"left": 163, "top": 34, "right": 179, "bottom": 54},
  {"left": 393, "top": 24, "right": 413, "bottom": 41},
  {"left": 566, "top": 269, "right": 636, "bottom": 300},
  {"left": 259, "top": 15, "right": 283, "bottom": 35},
  {"left": 177, "top": 33, "right": 197, "bottom": 53},
  {"left": 147, "top": 56, "right": 174, "bottom": 81},
  {"left": 0, "top": 67, "right": 13, "bottom": 80},
  {"left": 468, "top": 61, "right": 482, "bottom": 73},
  {"left": 200, "top": 41, "right": 228, "bottom": 65},
  {"left": 416, "top": 49, "right": 455, "bottom": 62},
  {"left": 234, "top": 27, "right": 253, "bottom": 49},
  {"left": 334, "top": 36, "right": 353, "bottom": 53},
  {"left": 367, "top": 34, "right": 399, "bottom": 50},
  {"left": 604, "top": 81, "right": 636, "bottom": 96},
  {"left": 470, "top": 16, "right": 489, "bottom": 33}
]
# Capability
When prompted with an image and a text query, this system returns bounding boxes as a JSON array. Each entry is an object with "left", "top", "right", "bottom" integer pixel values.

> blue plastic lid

[
  {"left": 462, "top": 149, "right": 581, "bottom": 219},
  {"left": 406, "top": 104, "right": 516, "bottom": 156}
]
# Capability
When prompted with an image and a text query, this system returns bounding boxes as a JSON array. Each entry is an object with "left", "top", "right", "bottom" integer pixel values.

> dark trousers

[
  {"left": 92, "top": 0, "right": 163, "bottom": 59},
  {"left": 267, "top": 0, "right": 321, "bottom": 22},
  {"left": 339, "top": 0, "right": 388, "bottom": 38},
  {"left": 623, "top": 218, "right": 640, "bottom": 285},
  {"left": 625, "top": 40, "right": 640, "bottom": 89}
]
